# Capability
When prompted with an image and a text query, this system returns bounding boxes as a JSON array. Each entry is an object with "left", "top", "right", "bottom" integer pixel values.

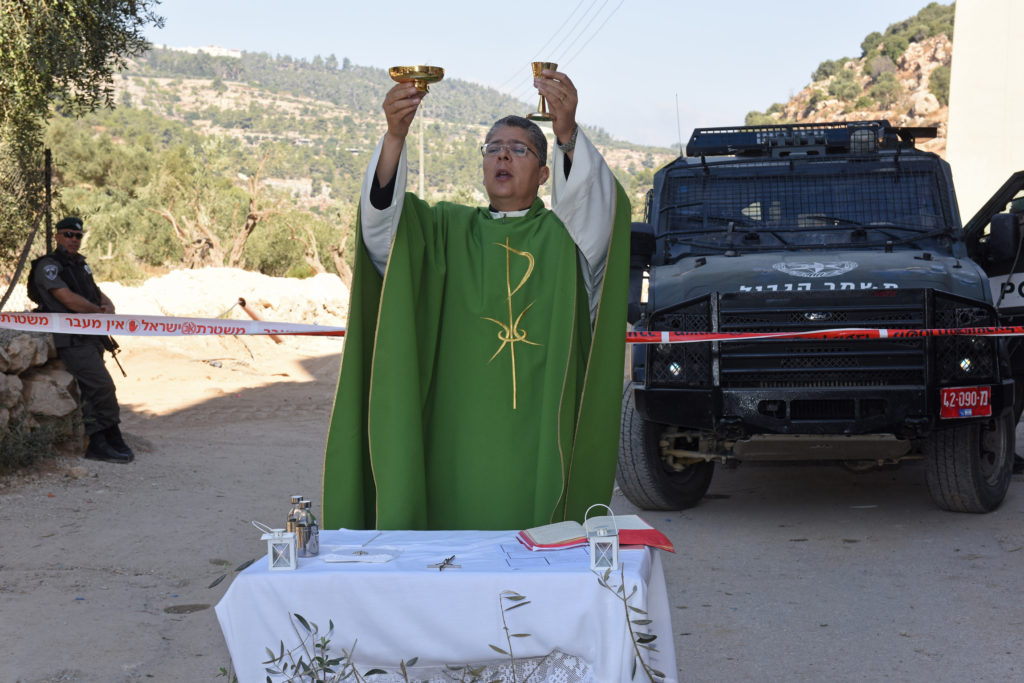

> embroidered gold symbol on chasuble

[{"left": 483, "top": 237, "right": 541, "bottom": 409}]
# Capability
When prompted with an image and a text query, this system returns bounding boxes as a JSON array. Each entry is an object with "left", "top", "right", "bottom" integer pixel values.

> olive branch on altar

[{"left": 216, "top": 568, "right": 668, "bottom": 682}]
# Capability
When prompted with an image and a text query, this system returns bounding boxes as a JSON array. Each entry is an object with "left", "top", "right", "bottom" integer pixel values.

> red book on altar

[{"left": 517, "top": 515, "right": 674, "bottom": 552}]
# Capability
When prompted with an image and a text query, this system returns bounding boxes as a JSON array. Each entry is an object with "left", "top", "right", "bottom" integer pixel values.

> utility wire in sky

[
  {"left": 494, "top": 0, "right": 590, "bottom": 94},
  {"left": 549, "top": 0, "right": 611, "bottom": 66},
  {"left": 559, "top": 0, "right": 625, "bottom": 68},
  {"left": 509, "top": 0, "right": 608, "bottom": 100},
  {"left": 507, "top": 0, "right": 625, "bottom": 103},
  {"left": 529, "top": 0, "right": 591, "bottom": 67}
]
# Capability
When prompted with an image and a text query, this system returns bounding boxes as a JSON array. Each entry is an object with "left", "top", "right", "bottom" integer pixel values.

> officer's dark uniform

[{"left": 33, "top": 217, "right": 133, "bottom": 462}]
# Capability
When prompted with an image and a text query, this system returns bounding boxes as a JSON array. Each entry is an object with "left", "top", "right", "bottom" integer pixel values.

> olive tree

[{"left": 0, "top": 0, "right": 163, "bottom": 272}]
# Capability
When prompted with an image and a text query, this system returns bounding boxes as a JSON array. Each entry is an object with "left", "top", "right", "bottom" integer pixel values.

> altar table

[{"left": 215, "top": 529, "right": 677, "bottom": 682}]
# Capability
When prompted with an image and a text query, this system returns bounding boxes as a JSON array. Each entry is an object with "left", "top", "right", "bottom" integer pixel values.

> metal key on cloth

[{"left": 427, "top": 555, "right": 460, "bottom": 570}]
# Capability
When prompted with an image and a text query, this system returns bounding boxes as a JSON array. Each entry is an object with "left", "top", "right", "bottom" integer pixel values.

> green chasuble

[{"left": 322, "top": 187, "right": 631, "bottom": 530}]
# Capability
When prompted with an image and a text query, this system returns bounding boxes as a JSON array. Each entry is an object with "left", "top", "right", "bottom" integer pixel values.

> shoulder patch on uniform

[
  {"left": 43, "top": 264, "right": 59, "bottom": 280},
  {"left": 84, "top": 264, "right": 92, "bottom": 275}
]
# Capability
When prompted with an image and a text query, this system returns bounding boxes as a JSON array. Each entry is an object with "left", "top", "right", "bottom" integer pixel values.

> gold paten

[{"left": 388, "top": 65, "right": 445, "bottom": 92}]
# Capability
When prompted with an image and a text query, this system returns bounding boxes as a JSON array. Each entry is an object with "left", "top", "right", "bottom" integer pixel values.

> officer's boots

[
  {"left": 85, "top": 428, "right": 134, "bottom": 463},
  {"left": 104, "top": 424, "right": 136, "bottom": 461}
]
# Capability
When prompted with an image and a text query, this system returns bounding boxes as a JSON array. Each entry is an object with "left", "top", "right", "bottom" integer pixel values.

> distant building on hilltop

[{"left": 158, "top": 45, "right": 242, "bottom": 59}]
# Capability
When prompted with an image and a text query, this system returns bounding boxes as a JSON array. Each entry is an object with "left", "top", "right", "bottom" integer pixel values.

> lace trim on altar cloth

[{"left": 347, "top": 649, "right": 594, "bottom": 683}]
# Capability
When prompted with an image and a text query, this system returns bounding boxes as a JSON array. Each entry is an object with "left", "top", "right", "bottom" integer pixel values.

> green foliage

[
  {"left": 135, "top": 49, "right": 526, "bottom": 131},
  {"left": 918, "top": 1, "right": 956, "bottom": 37},
  {"left": 27, "top": 47, "right": 671, "bottom": 283},
  {"left": 930, "top": 64, "right": 951, "bottom": 106},
  {"left": 861, "top": 31, "right": 885, "bottom": 58},
  {"left": 852, "top": 95, "right": 875, "bottom": 111},
  {"left": 806, "top": 89, "right": 827, "bottom": 108},
  {"left": 906, "top": 21, "right": 931, "bottom": 42},
  {"left": 245, "top": 211, "right": 341, "bottom": 278},
  {"left": 828, "top": 69, "right": 861, "bottom": 101},
  {"left": 859, "top": 2, "right": 954, "bottom": 59},
  {"left": 812, "top": 58, "right": 848, "bottom": 82},
  {"left": 881, "top": 33, "right": 910, "bottom": 62},
  {"left": 745, "top": 111, "right": 777, "bottom": 126},
  {"left": 869, "top": 72, "right": 904, "bottom": 109},
  {"left": 0, "top": 1, "right": 163, "bottom": 267},
  {"left": 886, "top": 2, "right": 955, "bottom": 42},
  {"left": 596, "top": 567, "right": 666, "bottom": 682},
  {"left": 723, "top": 3, "right": 954, "bottom": 149},
  {"left": 0, "top": 1, "right": 162, "bottom": 118},
  {"left": 0, "top": 411, "right": 72, "bottom": 474},
  {"left": 262, "top": 614, "right": 348, "bottom": 682}
]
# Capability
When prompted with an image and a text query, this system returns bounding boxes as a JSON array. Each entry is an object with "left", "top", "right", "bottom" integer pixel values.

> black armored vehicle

[{"left": 621, "top": 120, "right": 1024, "bottom": 513}]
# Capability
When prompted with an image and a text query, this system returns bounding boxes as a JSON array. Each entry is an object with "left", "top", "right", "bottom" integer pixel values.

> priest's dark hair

[{"left": 485, "top": 115, "right": 547, "bottom": 167}]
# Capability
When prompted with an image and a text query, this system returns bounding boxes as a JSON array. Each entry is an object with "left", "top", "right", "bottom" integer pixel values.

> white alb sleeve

[
  {"left": 360, "top": 136, "right": 409, "bottom": 276},
  {"left": 551, "top": 128, "right": 617, "bottom": 319}
]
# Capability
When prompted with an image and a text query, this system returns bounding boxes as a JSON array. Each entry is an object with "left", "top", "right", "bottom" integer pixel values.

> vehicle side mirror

[
  {"left": 628, "top": 222, "right": 655, "bottom": 324},
  {"left": 988, "top": 212, "right": 1024, "bottom": 263}
]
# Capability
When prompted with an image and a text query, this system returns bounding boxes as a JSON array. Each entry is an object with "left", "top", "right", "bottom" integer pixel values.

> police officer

[{"left": 33, "top": 217, "right": 134, "bottom": 463}]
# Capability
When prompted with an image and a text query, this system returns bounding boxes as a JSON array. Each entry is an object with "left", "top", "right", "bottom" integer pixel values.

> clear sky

[{"left": 145, "top": 0, "right": 944, "bottom": 147}]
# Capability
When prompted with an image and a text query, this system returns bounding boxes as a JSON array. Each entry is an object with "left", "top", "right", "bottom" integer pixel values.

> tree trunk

[
  {"left": 149, "top": 205, "right": 224, "bottom": 269},
  {"left": 289, "top": 222, "right": 327, "bottom": 275},
  {"left": 329, "top": 233, "right": 353, "bottom": 286},
  {"left": 227, "top": 153, "right": 273, "bottom": 269}
]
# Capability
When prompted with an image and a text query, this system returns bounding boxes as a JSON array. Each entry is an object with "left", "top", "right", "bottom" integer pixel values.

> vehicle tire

[
  {"left": 616, "top": 385, "right": 714, "bottom": 510},
  {"left": 924, "top": 408, "right": 1015, "bottom": 513}
]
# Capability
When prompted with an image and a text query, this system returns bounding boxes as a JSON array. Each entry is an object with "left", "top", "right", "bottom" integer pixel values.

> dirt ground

[
  {"left": 1, "top": 268, "right": 351, "bottom": 682},
  {"left": 0, "top": 329, "right": 343, "bottom": 682}
]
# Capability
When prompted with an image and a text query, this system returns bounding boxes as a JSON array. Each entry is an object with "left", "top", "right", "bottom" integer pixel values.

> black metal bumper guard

[{"left": 636, "top": 289, "right": 1008, "bottom": 437}]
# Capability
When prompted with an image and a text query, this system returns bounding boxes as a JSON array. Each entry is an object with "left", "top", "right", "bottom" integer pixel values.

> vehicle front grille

[
  {"left": 647, "top": 297, "right": 712, "bottom": 387},
  {"left": 645, "top": 290, "right": 999, "bottom": 392},
  {"left": 718, "top": 290, "right": 926, "bottom": 389},
  {"left": 934, "top": 295, "right": 997, "bottom": 383}
]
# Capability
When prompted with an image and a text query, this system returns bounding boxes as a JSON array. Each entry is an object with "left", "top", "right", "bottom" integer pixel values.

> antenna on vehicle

[{"left": 675, "top": 93, "right": 683, "bottom": 157}]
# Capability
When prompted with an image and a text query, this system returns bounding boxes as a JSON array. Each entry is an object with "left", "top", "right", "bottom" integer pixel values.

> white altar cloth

[{"left": 216, "top": 529, "right": 677, "bottom": 682}]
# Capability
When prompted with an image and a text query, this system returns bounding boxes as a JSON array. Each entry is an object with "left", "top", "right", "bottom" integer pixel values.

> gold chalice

[
  {"left": 389, "top": 65, "right": 445, "bottom": 93},
  {"left": 527, "top": 61, "right": 558, "bottom": 122}
]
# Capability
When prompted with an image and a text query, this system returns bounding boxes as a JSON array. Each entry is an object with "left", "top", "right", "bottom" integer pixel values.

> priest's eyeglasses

[{"left": 480, "top": 142, "right": 538, "bottom": 159}]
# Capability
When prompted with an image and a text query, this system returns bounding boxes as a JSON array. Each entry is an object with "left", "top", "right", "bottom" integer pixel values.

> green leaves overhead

[{"left": 0, "top": 1, "right": 164, "bottom": 264}]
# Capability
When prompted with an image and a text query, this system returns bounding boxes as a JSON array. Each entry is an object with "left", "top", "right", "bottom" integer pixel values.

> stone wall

[{"left": 0, "top": 329, "right": 84, "bottom": 457}]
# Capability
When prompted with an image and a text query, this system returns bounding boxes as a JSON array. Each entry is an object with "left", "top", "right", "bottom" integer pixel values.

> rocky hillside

[
  {"left": 776, "top": 35, "right": 950, "bottom": 156},
  {"left": 747, "top": 3, "right": 955, "bottom": 157}
]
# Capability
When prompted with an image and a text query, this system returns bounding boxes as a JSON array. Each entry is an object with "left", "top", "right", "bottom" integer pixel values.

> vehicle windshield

[{"left": 658, "top": 156, "right": 955, "bottom": 258}]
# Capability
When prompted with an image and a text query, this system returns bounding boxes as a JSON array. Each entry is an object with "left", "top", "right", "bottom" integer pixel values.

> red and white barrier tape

[
  {"left": 0, "top": 311, "right": 345, "bottom": 337},
  {"left": 3, "top": 311, "right": 1024, "bottom": 344},
  {"left": 625, "top": 326, "right": 1024, "bottom": 344}
]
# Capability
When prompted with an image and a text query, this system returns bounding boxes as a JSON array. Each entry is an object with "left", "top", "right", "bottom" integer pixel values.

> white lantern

[
  {"left": 259, "top": 526, "right": 297, "bottom": 571},
  {"left": 585, "top": 504, "right": 619, "bottom": 572}
]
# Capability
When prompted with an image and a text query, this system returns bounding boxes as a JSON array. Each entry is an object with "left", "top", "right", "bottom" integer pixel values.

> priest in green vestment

[{"left": 322, "top": 68, "right": 631, "bottom": 530}]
